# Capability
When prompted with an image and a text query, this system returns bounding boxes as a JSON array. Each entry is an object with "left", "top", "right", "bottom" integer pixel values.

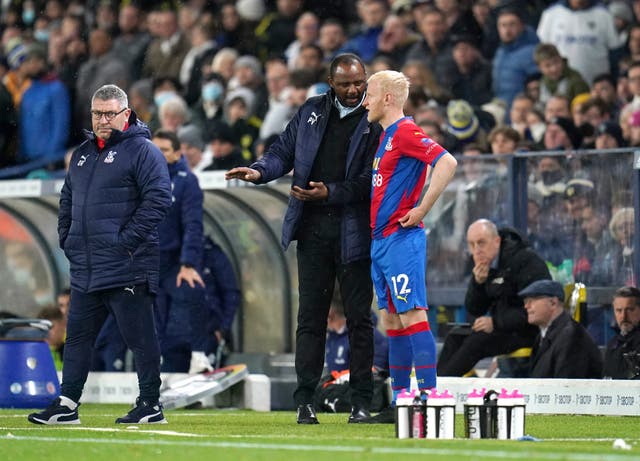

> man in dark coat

[
  {"left": 603, "top": 286, "right": 640, "bottom": 379},
  {"left": 226, "top": 53, "right": 382, "bottom": 425},
  {"left": 28, "top": 84, "right": 172, "bottom": 425},
  {"left": 520, "top": 279, "right": 602, "bottom": 379},
  {"left": 437, "top": 219, "right": 551, "bottom": 376}
]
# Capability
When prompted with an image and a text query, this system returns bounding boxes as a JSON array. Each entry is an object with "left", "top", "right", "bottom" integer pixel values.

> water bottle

[
  {"left": 497, "top": 388, "right": 526, "bottom": 439},
  {"left": 395, "top": 389, "right": 414, "bottom": 439},
  {"left": 426, "top": 389, "right": 456, "bottom": 439},
  {"left": 464, "top": 388, "right": 486, "bottom": 439},
  {"left": 411, "top": 393, "right": 426, "bottom": 438}
]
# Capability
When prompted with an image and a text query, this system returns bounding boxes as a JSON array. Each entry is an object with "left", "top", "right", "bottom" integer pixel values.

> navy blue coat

[
  {"left": 250, "top": 91, "right": 382, "bottom": 264},
  {"left": 158, "top": 155, "right": 204, "bottom": 269},
  {"left": 58, "top": 112, "right": 172, "bottom": 293}
]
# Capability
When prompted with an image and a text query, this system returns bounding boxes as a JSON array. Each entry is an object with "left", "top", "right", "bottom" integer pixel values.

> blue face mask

[
  {"left": 34, "top": 30, "right": 50, "bottom": 42},
  {"left": 22, "top": 9, "right": 35, "bottom": 24},
  {"left": 202, "top": 82, "right": 223, "bottom": 103},
  {"left": 154, "top": 91, "right": 176, "bottom": 108}
]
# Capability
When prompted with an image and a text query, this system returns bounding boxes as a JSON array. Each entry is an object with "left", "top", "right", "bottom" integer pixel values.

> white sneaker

[{"left": 189, "top": 351, "right": 213, "bottom": 373}]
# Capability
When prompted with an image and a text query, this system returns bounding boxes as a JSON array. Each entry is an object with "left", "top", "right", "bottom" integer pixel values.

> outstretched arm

[{"left": 225, "top": 167, "right": 262, "bottom": 182}]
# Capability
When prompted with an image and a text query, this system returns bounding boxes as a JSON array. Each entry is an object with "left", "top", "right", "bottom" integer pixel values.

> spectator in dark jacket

[
  {"left": 29, "top": 84, "right": 172, "bottom": 426},
  {"left": 226, "top": 54, "right": 382, "bottom": 425},
  {"left": 438, "top": 219, "right": 551, "bottom": 376},
  {"left": 603, "top": 286, "right": 640, "bottom": 379},
  {"left": 449, "top": 34, "right": 493, "bottom": 106},
  {"left": 520, "top": 279, "right": 603, "bottom": 379}
]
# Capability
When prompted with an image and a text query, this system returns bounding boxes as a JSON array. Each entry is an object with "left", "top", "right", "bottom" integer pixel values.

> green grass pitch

[{"left": 0, "top": 405, "right": 638, "bottom": 461}]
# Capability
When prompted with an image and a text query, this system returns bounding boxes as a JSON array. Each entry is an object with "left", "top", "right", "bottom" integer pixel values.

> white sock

[{"left": 59, "top": 395, "right": 78, "bottom": 410}]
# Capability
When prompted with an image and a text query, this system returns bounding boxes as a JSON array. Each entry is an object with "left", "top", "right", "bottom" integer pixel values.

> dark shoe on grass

[
  {"left": 348, "top": 405, "right": 371, "bottom": 423},
  {"left": 361, "top": 405, "right": 395, "bottom": 424},
  {"left": 296, "top": 404, "right": 319, "bottom": 424}
]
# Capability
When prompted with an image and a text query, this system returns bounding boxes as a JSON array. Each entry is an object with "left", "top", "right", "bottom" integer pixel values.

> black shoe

[
  {"left": 361, "top": 405, "right": 395, "bottom": 424},
  {"left": 296, "top": 404, "right": 319, "bottom": 424},
  {"left": 115, "top": 398, "right": 167, "bottom": 424},
  {"left": 28, "top": 397, "right": 80, "bottom": 425},
  {"left": 348, "top": 405, "right": 371, "bottom": 423}
]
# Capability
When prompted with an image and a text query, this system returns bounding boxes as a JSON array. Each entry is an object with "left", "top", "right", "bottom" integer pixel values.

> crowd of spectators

[{"left": 0, "top": 0, "right": 636, "bottom": 289}]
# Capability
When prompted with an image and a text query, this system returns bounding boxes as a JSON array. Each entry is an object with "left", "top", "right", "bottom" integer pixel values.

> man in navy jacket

[
  {"left": 226, "top": 53, "right": 382, "bottom": 424},
  {"left": 151, "top": 129, "right": 207, "bottom": 373},
  {"left": 28, "top": 84, "right": 172, "bottom": 426}
]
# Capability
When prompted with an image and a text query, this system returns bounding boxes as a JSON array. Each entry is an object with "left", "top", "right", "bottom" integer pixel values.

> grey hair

[
  {"left": 472, "top": 218, "right": 498, "bottom": 237},
  {"left": 92, "top": 84, "right": 128, "bottom": 109},
  {"left": 159, "top": 96, "right": 191, "bottom": 123}
]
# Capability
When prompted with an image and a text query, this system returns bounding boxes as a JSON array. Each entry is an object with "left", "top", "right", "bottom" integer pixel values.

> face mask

[
  {"left": 34, "top": 30, "right": 50, "bottom": 42},
  {"left": 540, "top": 170, "right": 563, "bottom": 185},
  {"left": 22, "top": 9, "right": 35, "bottom": 24},
  {"left": 202, "top": 82, "right": 223, "bottom": 103},
  {"left": 154, "top": 91, "right": 176, "bottom": 109}
]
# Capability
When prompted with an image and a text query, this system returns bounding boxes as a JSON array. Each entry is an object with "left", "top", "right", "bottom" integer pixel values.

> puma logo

[
  {"left": 396, "top": 294, "right": 408, "bottom": 303},
  {"left": 124, "top": 286, "right": 135, "bottom": 295},
  {"left": 307, "top": 112, "right": 321, "bottom": 125}
]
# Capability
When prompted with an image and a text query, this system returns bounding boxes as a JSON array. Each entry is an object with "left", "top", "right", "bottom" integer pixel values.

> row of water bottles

[{"left": 395, "top": 388, "right": 526, "bottom": 440}]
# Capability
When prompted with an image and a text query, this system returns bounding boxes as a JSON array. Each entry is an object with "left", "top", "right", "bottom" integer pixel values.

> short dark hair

[
  {"left": 329, "top": 53, "right": 365, "bottom": 79},
  {"left": 614, "top": 286, "right": 640, "bottom": 304},
  {"left": 153, "top": 128, "right": 180, "bottom": 151},
  {"left": 592, "top": 73, "right": 615, "bottom": 87}
]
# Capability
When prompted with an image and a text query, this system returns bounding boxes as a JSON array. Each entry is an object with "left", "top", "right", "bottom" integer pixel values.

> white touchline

[{"left": 0, "top": 435, "right": 638, "bottom": 461}]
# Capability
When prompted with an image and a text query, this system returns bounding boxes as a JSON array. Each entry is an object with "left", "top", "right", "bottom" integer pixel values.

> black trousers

[
  {"left": 61, "top": 284, "right": 161, "bottom": 403},
  {"left": 437, "top": 328, "right": 533, "bottom": 376},
  {"left": 293, "top": 214, "right": 374, "bottom": 408}
]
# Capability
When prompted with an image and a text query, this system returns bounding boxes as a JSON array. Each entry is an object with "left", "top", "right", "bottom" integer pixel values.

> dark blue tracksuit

[
  {"left": 154, "top": 156, "right": 204, "bottom": 372},
  {"left": 58, "top": 113, "right": 171, "bottom": 402}
]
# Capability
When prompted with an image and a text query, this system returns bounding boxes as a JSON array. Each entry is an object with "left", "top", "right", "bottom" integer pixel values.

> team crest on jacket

[
  {"left": 385, "top": 137, "right": 393, "bottom": 151},
  {"left": 104, "top": 150, "right": 117, "bottom": 163}
]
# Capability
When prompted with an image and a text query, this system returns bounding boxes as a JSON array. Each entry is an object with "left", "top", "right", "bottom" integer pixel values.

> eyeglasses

[{"left": 91, "top": 108, "right": 127, "bottom": 121}]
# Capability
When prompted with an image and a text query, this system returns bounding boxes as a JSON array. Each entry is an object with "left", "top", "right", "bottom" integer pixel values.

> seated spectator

[
  {"left": 158, "top": 96, "right": 191, "bottom": 133},
  {"left": 602, "top": 207, "right": 636, "bottom": 286},
  {"left": 595, "top": 120, "right": 625, "bottom": 149},
  {"left": 341, "top": 0, "right": 387, "bottom": 63},
  {"left": 520, "top": 279, "right": 603, "bottom": 378},
  {"left": 534, "top": 43, "right": 590, "bottom": 107},
  {"left": 18, "top": 44, "right": 70, "bottom": 167},
  {"left": 203, "top": 124, "right": 246, "bottom": 171},
  {"left": 285, "top": 12, "right": 320, "bottom": 70},
  {"left": 224, "top": 87, "right": 260, "bottom": 163},
  {"left": 375, "top": 13, "right": 420, "bottom": 67},
  {"left": 450, "top": 33, "right": 492, "bottom": 106},
  {"left": 445, "top": 99, "right": 489, "bottom": 153},
  {"left": 544, "top": 94, "right": 571, "bottom": 122},
  {"left": 437, "top": 219, "right": 551, "bottom": 376},
  {"left": 543, "top": 116, "right": 583, "bottom": 151},
  {"left": 492, "top": 7, "right": 539, "bottom": 112},
  {"left": 509, "top": 94, "right": 534, "bottom": 138},
  {"left": 603, "top": 286, "right": 640, "bottom": 379},
  {"left": 37, "top": 305, "right": 66, "bottom": 371},
  {"left": 177, "top": 125, "right": 208, "bottom": 171}
]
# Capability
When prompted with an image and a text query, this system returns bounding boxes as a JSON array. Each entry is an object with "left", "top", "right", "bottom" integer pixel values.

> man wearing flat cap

[{"left": 520, "top": 279, "right": 602, "bottom": 378}]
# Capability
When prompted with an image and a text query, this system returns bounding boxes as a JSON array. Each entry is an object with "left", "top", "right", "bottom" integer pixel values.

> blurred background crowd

[{"left": 0, "top": 0, "right": 638, "bottom": 349}]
